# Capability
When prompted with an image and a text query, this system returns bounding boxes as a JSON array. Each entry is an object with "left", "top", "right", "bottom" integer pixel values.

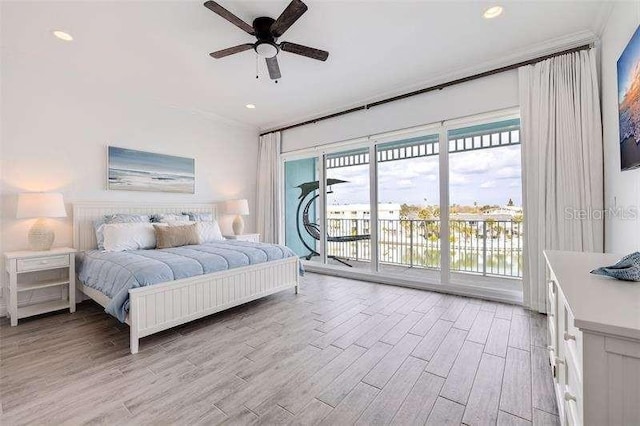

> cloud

[
  {"left": 480, "top": 180, "right": 497, "bottom": 188},
  {"left": 309, "top": 144, "right": 522, "bottom": 207}
]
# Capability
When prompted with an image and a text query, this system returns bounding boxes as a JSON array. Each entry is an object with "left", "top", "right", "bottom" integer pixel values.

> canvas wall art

[
  {"left": 108, "top": 146, "right": 195, "bottom": 193},
  {"left": 617, "top": 25, "right": 640, "bottom": 171}
]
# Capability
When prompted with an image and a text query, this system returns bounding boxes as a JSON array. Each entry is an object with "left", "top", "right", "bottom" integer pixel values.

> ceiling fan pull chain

[{"left": 255, "top": 54, "right": 259, "bottom": 79}]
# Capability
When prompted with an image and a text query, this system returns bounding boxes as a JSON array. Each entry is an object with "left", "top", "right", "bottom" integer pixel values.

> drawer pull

[
  {"left": 564, "top": 332, "right": 576, "bottom": 341},
  {"left": 555, "top": 357, "right": 565, "bottom": 365},
  {"left": 564, "top": 391, "right": 577, "bottom": 402}
]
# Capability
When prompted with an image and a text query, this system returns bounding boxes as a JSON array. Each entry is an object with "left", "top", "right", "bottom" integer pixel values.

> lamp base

[
  {"left": 28, "top": 218, "right": 55, "bottom": 251},
  {"left": 232, "top": 215, "right": 245, "bottom": 235}
]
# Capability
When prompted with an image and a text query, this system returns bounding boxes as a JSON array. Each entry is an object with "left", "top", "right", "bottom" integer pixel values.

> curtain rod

[{"left": 260, "top": 43, "right": 592, "bottom": 137}]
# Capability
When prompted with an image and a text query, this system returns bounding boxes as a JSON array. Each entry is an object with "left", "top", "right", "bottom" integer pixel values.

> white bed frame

[{"left": 73, "top": 202, "right": 299, "bottom": 354}]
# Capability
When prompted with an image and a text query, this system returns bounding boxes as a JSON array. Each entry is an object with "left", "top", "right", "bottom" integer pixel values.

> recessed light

[
  {"left": 483, "top": 6, "right": 503, "bottom": 19},
  {"left": 246, "top": 104, "right": 256, "bottom": 109},
  {"left": 52, "top": 30, "right": 73, "bottom": 41}
]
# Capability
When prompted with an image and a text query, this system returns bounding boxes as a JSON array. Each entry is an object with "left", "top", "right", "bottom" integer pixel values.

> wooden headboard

[{"left": 73, "top": 202, "right": 218, "bottom": 251}]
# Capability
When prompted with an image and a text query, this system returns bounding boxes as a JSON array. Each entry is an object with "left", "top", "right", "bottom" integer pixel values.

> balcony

[{"left": 326, "top": 218, "right": 523, "bottom": 279}]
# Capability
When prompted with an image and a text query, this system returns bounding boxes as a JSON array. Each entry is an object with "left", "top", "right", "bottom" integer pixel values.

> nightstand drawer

[{"left": 17, "top": 255, "right": 69, "bottom": 272}]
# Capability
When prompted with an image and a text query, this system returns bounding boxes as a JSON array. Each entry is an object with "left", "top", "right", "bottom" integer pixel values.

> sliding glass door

[
  {"left": 447, "top": 119, "right": 523, "bottom": 289},
  {"left": 325, "top": 148, "right": 372, "bottom": 270},
  {"left": 376, "top": 133, "right": 441, "bottom": 280},
  {"left": 280, "top": 110, "right": 523, "bottom": 297}
]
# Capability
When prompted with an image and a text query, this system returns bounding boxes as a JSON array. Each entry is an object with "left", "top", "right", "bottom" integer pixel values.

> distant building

[
  {"left": 486, "top": 205, "right": 523, "bottom": 216},
  {"left": 328, "top": 203, "right": 520, "bottom": 222},
  {"left": 327, "top": 203, "right": 400, "bottom": 220}
]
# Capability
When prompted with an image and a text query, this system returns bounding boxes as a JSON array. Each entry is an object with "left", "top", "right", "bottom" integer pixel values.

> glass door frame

[{"left": 278, "top": 107, "right": 522, "bottom": 302}]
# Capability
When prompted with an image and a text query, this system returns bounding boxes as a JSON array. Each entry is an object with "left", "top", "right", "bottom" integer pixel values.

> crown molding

[
  {"left": 260, "top": 30, "right": 599, "bottom": 133},
  {"left": 593, "top": 2, "right": 615, "bottom": 37}
]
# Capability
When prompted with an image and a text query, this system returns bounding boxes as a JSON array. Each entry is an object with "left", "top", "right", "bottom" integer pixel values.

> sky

[
  {"left": 326, "top": 145, "right": 522, "bottom": 207},
  {"left": 108, "top": 146, "right": 195, "bottom": 175},
  {"left": 618, "top": 25, "right": 640, "bottom": 104}
]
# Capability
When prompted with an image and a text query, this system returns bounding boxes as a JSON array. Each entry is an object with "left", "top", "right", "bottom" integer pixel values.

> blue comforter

[{"left": 77, "top": 241, "right": 300, "bottom": 322}]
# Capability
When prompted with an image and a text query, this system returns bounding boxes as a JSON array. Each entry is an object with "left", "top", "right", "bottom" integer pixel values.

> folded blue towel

[{"left": 590, "top": 252, "right": 640, "bottom": 282}]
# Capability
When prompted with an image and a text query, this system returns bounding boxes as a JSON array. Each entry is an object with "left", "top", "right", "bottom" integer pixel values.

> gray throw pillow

[
  {"left": 151, "top": 213, "right": 190, "bottom": 223},
  {"left": 183, "top": 212, "right": 213, "bottom": 222}
]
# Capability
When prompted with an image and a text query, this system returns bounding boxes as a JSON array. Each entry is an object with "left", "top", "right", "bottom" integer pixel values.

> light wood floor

[{"left": 0, "top": 273, "right": 559, "bottom": 425}]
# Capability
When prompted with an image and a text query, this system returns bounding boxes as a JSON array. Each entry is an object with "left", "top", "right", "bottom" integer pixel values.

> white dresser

[{"left": 544, "top": 250, "right": 640, "bottom": 426}]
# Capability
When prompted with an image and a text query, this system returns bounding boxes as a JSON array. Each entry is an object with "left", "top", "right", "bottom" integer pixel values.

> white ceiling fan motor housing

[{"left": 255, "top": 42, "right": 279, "bottom": 58}]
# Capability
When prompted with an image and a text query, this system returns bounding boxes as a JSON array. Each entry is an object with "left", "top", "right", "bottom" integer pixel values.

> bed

[{"left": 73, "top": 202, "right": 300, "bottom": 354}]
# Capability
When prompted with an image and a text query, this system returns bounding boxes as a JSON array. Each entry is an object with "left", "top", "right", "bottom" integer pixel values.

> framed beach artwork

[
  {"left": 617, "top": 25, "right": 640, "bottom": 171},
  {"left": 107, "top": 146, "right": 195, "bottom": 193}
]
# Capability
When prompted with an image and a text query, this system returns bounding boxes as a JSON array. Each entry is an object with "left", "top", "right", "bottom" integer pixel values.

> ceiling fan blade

[
  {"left": 266, "top": 56, "right": 281, "bottom": 80},
  {"left": 209, "top": 43, "right": 254, "bottom": 59},
  {"left": 204, "top": 1, "right": 255, "bottom": 35},
  {"left": 270, "top": 0, "right": 308, "bottom": 38},
  {"left": 280, "top": 42, "right": 329, "bottom": 61}
]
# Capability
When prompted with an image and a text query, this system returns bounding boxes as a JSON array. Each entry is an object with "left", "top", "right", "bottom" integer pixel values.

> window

[
  {"left": 448, "top": 119, "right": 523, "bottom": 279},
  {"left": 281, "top": 110, "right": 523, "bottom": 298}
]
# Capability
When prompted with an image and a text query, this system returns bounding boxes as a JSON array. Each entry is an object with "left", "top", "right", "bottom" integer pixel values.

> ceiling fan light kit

[{"left": 204, "top": 0, "right": 329, "bottom": 81}]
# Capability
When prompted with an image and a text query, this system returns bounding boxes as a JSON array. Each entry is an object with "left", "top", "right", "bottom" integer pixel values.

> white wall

[
  {"left": 0, "top": 48, "right": 259, "bottom": 312},
  {"left": 601, "top": 2, "right": 640, "bottom": 253},
  {"left": 281, "top": 71, "right": 519, "bottom": 152}
]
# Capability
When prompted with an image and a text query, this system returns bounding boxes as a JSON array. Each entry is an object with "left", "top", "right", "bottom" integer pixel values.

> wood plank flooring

[{"left": 0, "top": 273, "right": 559, "bottom": 425}]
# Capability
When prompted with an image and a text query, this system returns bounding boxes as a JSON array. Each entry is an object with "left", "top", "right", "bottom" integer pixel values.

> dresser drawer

[
  {"left": 17, "top": 255, "right": 69, "bottom": 272},
  {"left": 562, "top": 304, "right": 583, "bottom": 375},
  {"left": 548, "top": 346, "right": 559, "bottom": 382},
  {"left": 548, "top": 279, "right": 557, "bottom": 302},
  {"left": 562, "top": 336, "right": 583, "bottom": 425},
  {"left": 564, "top": 347, "right": 583, "bottom": 396},
  {"left": 564, "top": 395, "right": 581, "bottom": 426},
  {"left": 563, "top": 360, "right": 583, "bottom": 426},
  {"left": 548, "top": 314, "right": 557, "bottom": 350},
  {"left": 547, "top": 282, "right": 557, "bottom": 314}
]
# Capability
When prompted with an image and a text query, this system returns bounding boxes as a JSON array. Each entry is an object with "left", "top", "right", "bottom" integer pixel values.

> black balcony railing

[{"left": 326, "top": 218, "right": 523, "bottom": 278}]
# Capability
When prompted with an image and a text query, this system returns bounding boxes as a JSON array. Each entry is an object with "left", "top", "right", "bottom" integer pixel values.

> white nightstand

[
  {"left": 223, "top": 233, "right": 260, "bottom": 243},
  {"left": 4, "top": 247, "right": 77, "bottom": 326}
]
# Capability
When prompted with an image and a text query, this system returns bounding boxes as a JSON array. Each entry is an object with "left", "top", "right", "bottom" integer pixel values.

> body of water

[{"left": 108, "top": 168, "right": 195, "bottom": 193}]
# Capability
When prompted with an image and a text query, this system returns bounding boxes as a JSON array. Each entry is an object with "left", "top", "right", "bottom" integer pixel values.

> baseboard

[{"left": 304, "top": 264, "right": 524, "bottom": 306}]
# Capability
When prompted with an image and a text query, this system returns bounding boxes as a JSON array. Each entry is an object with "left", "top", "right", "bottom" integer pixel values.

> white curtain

[
  {"left": 519, "top": 48, "right": 604, "bottom": 312},
  {"left": 256, "top": 132, "right": 282, "bottom": 243}
]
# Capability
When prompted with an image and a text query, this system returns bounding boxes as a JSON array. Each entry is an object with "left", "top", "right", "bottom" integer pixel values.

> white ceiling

[{"left": 1, "top": 1, "right": 611, "bottom": 131}]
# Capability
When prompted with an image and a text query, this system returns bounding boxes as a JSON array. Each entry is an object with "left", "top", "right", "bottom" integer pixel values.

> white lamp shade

[
  {"left": 225, "top": 199, "right": 249, "bottom": 216},
  {"left": 16, "top": 192, "right": 67, "bottom": 219}
]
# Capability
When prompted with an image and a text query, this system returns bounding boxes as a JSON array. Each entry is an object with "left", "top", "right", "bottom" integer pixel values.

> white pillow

[
  {"left": 102, "top": 222, "right": 158, "bottom": 252},
  {"left": 196, "top": 221, "right": 223, "bottom": 243}
]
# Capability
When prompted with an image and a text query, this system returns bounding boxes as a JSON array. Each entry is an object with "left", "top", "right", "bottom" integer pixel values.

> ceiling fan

[{"left": 204, "top": 0, "right": 329, "bottom": 81}]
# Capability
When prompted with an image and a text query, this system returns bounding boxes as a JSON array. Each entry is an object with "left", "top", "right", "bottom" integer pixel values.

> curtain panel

[
  {"left": 519, "top": 48, "right": 604, "bottom": 312},
  {"left": 256, "top": 132, "right": 282, "bottom": 243}
]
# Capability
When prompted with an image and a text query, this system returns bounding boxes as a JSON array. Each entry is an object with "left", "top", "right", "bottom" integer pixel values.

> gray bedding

[{"left": 77, "top": 241, "right": 299, "bottom": 322}]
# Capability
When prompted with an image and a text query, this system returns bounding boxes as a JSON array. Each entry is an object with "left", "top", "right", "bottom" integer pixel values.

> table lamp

[
  {"left": 16, "top": 192, "right": 67, "bottom": 251},
  {"left": 225, "top": 199, "right": 249, "bottom": 235}
]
